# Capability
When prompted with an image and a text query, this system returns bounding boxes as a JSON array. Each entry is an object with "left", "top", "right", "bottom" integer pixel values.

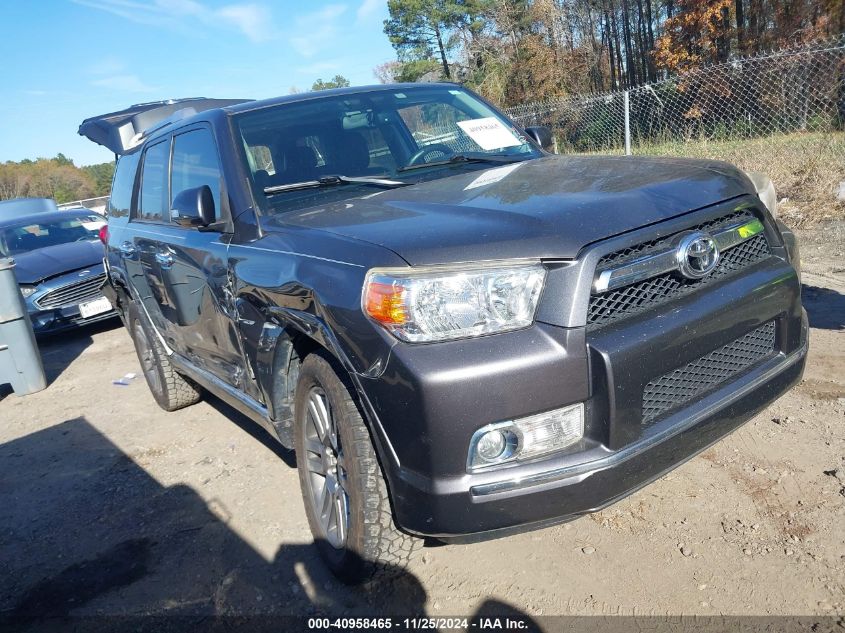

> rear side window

[
  {"left": 171, "top": 128, "right": 222, "bottom": 221},
  {"left": 108, "top": 152, "right": 140, "bottom": 218},
  {"left": 138, "top": 139, "right": 170, "bottom": 223}
]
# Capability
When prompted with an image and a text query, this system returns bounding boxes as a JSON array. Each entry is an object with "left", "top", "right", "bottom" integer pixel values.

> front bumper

[
  {"left": 28, "top": 305, "right": 118, "bottom": 335},
  {"left": 356, "top": 255, "right": 808, "bottom": 541}
]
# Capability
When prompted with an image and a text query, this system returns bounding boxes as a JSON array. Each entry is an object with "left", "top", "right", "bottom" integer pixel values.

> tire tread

[{"left": 296, "top": 352, "right": 419, "bottom": 582}]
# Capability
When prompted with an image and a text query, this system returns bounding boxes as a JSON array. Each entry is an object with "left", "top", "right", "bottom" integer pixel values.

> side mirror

[
  {"left": 524, "top": 126, "right": 555, "bottom": 153},
  {"left": 171, "top": 185, "right": 215, "bottom": 228}
]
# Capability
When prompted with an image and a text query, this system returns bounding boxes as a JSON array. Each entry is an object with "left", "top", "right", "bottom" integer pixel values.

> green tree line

[{"left": 0, "top": 154, "right": 114, "bottom": 204}]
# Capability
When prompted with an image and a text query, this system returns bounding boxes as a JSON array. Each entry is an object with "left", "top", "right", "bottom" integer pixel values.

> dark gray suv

[{"left": 80, "top": 85, "right": 808, "bottom": 581}]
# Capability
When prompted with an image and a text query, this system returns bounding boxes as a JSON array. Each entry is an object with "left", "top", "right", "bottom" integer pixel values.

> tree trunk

[
  {"left": 620, "top": 0, "right": 637, "bottom": 86},
  {"left": 718, "top": 5, "right": 731, "bottom": 62},
  {"left": 434, "top": 24, "right": 451, "bottom": 79},
  {"left": 644, "top": 0, "right": 655, "bottom": 79},
  {"left": 735, "top": 0, "right": 745, "bottom": 53},
  {"left": 604, "top": 9, "right": 618, "bottom": 89},
  {"left": 747, "top": 0, "right": 760, "bottom": 52},
  {"left": 634, "top": 0, "right": 649, "bottom": 82},
  {"left": 613, "top": 7, "right": 625, "bottom": 87}
]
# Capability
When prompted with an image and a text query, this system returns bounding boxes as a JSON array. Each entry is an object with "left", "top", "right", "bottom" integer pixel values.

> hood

[
  {"left": 12, "top": 240, "right": 104, "bottom": 285},
  {"left": 271, "top": 155, "right": 755, "bottom": 265}
]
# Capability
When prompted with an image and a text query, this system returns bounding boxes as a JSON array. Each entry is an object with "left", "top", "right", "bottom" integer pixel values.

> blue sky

[{"left": 0, "top": 0, "right": 396, "bottom": 166}]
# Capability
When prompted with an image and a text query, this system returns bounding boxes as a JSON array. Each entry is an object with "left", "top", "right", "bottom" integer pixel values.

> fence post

[{"left": 624, "top": 90, "right": 631, "bottom": 156}]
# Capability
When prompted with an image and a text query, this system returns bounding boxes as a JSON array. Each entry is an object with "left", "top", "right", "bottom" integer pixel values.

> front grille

[
  {"left": 588, "top": 212, "right": 770, "bottom": 329},
  {"left": 641, "top": 321, "right": 777, "bottom": 424},
  {"left": 596, "top": 210, "right": 754, "bottom": 270},
  {"left": 35, "top": 273, "right": 107, "bottom": 309}
]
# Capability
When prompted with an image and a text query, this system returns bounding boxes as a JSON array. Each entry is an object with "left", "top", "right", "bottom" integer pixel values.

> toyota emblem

[{"left": 676, "top": 231, "right": 720, "bottom": 279}]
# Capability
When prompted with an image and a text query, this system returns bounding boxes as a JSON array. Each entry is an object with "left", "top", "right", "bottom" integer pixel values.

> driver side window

[{"left": 171, "top": 128, "right": 223, "bottom": 222}]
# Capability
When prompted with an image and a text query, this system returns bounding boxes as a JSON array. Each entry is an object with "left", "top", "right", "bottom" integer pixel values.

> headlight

[
  {"left": 19, "top": 285, "right": 37, "bottom": 298},
  {"left": 745, "top": 171, "right": 777, "bottom": 217},
  {"left": 363, "top": 261, "right": 546, "bottom": 343}
]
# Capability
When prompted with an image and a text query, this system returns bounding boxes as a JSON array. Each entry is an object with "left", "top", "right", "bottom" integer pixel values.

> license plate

[{"left": 78, "top": 296, "right": 112, "bottom": 318}]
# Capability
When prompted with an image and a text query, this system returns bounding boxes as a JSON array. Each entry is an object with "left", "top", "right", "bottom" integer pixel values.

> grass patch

[{"left": 631, "top": 131, "right": 845, "bottom": 227}]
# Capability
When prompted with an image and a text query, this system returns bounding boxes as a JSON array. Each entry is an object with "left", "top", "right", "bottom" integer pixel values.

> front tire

[
  {"left": 294, "top": 351, "right": 418, "bottom": 583},
  {"left": 128, "top": 303, "right": 201, "bottom": 412}
]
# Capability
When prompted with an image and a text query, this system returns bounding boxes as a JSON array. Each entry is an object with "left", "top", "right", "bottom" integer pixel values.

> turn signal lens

[{"left": 364, "top": 280, "right": 409, "bottom": 326}]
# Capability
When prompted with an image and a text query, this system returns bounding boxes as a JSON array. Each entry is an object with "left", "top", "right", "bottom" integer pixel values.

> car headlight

[
  {"left": 19, "top": 285, "right": 37, "bottom": 298},
  {"left": 363, "top": 261, "right": 546, "bottom": 343},
  {"left": 745, "top": 171, "right": 777, "bottom": 217}
]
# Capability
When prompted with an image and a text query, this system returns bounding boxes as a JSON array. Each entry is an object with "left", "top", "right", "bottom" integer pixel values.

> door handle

[
  {"left": 155, "top": 252, "right": 174, "bottom": 269},
  {"left": 119, "top": 241, "right": 136, "bottom": 257}
]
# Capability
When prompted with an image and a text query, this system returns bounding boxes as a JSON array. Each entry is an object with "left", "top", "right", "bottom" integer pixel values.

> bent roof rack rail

[{"left": 78, "top": 97, "right": 251, "bottom": 155}]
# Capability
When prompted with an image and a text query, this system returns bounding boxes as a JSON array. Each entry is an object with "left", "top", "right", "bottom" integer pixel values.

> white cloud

[
  {"left": 291, "top": 4, "right": 347, "bottom": 57},
  {"left": 73, "top": 0, "right": 276, "bottom": 42},
  {"left": 356, "top": 0, "right": 381, "bottom": 22},
  {"left": 91, "top": 74, "right": 159, "bottom": 93},
  {"left": 217, "top": 4, "right": 273, "bottom": 42}
]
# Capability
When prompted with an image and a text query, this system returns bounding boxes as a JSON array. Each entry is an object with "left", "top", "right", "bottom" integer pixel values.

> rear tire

[
  {"left": 128, "top": 303, "right": 201, "bottom": 412},
  {"left": 293, "top": 351, "right": 419, "bottom": 583}
]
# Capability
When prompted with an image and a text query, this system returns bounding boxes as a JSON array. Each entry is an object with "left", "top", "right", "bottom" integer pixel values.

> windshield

[
  {"left": 235, "top": 86, "right": 541, "bottom": 214},
  {"left": 0, "top": 214, "right": 105, "bottom": 257}
]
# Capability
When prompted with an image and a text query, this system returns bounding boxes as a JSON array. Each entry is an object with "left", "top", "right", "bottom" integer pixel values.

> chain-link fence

[{"left": 504, "top": 36, "right": 845, "bottom": 226}]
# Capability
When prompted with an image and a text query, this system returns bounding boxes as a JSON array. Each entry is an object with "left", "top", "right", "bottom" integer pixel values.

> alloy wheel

[{"left": 302, "top": 387, "right": 350, "bottom": 549}]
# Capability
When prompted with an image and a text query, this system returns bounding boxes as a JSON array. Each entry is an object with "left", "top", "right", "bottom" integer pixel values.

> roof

[
  {"left": 0, "top": 197, "right": 58, "bottom": 221},
  {"left": 78, "top": 84, "right": 461, "bottom": 154},
  {"left": 0, "top": 209, "right": 99, "bottom": 229},
  {"left": 224, "top": 83, "right": 461, "bottom": 114}
]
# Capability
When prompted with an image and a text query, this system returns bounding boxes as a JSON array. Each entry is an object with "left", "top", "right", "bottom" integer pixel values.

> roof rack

[{"left": 78, "top": 98, "right": 251, "bottom": 155}]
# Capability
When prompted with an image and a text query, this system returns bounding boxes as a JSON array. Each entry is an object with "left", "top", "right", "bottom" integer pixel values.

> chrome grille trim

[
  {"left": 586, "top": 210, "right": 772, "bottom": 329},
  {"left": 35, "top": 273, "right": 107, "bottom": 309},
  {"left": 587, "top": 235, "right": 770, "bottom": 328},
  {"left": 593, "top": 217, "right": 765, "bottom": 294}
]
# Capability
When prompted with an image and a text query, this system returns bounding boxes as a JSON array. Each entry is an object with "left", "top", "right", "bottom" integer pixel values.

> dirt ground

[{"left": 0, "top": 226, "right": 842, "bottom": 627}]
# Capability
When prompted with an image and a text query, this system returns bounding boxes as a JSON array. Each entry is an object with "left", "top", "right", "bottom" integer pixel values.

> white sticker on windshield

[
  {"left": 457, "top": 117, "right": 522, "bottom": 151},
  {"left": 464, "top": 162, "right": 523, "bottom": 190},
  {"left": 81, "top": 221, "right": 105, "bottom": 231}
]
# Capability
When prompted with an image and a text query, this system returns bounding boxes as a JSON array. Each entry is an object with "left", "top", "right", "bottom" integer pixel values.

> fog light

[
  {"left": 468, "top": 403, "right": 584, "bottom": 471},
  {"left": 476, "top": 430, "right": 507, "bottom": 461}
]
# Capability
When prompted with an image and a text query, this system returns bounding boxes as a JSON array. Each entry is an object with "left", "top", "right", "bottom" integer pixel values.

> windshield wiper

[
  {"left": 264, "top": 174, "right": 408, "bottom": 195},
  {"left": 398, "top": 154, "right": 522, "bottom": 172}
]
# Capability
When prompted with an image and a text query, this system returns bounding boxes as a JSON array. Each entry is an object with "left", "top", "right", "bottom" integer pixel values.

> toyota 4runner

[{"left": 80, "top": 85, "right": 808, "bottom": 581}]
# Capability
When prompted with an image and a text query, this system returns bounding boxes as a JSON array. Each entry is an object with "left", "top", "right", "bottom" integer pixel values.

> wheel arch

[{"left": 253, "top": 307, "right": 403, "bottom": 509}]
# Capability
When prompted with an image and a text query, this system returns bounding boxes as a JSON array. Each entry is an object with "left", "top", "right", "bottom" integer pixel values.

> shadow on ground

[
  {"left": 1, "top": 320, "right": 117, "bottom": 403},
  {"left": 0, "top": 417, "right": 540, "bottom": 632},
  {"left": 37, "top": 318, "right": 121, "bottom": 384},
  {"left": 802, "top": 285, "right": 844, "bottom": 331},
  {"left": 203, "top": 393, "right": 296, "bottom": 468}
]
